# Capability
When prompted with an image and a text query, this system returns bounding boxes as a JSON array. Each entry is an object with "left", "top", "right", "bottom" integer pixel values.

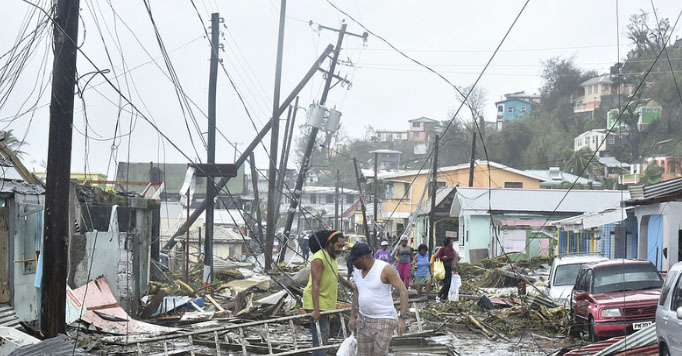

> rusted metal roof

[{"left": 0, "top": 180, "right": 44, "bottom": 195}]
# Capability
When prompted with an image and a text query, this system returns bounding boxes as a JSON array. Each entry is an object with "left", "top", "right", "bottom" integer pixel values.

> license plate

[{"left": 632, "top": 321, "right": 653, "bottom": 330}]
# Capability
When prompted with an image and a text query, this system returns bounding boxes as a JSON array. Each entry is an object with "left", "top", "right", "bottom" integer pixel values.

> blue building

[{"left": 495, "top": 91, "right": 539, "bottom": 128}]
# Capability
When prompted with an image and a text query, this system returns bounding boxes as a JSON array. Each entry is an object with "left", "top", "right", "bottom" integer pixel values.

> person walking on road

[
  {"left": 349, "top": 243, "right": 409, "bottom": 356},
  {"left": 302, "top": 230, "right": 355, "bottom": 356},
  {"left": 393, "top": 238, "right": 413, "bottom": 288},
  {"left": 412, "top": 244, "right": 432, "bottom": 300},
  {"left": 433, "top": 238, "right": 459, "bottom": 301},
  {"left": 374, "top": 240, "right": 392, "bottom": 263}
]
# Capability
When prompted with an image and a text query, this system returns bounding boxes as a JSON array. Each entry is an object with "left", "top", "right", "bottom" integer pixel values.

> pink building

[{"left": 407, "top": 117, "right": 438, "bottom": 142}]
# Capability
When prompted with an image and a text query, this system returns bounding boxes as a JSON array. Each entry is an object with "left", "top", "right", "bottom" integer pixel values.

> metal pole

[
  {"left": 335, "top": 169, "right": 340, "bottom": 230},
  {"left": 41, "top": 0, "right": 80, "bottom": 337},
  {"left": 373, "top": 152, "right": 379, "bottom": 247},
  {"left": 273, "top": 97, "right": 299, "bottom": 228},
  {"left": 429, "top": 135, "right": 439, "bottom": 255},
  {"left": 354, "top": 158, "right": 370, "bottom": 239},
  {"left": 249, "top": 153, "right": 264, "bottom": 248},
  {"left": 278, "top": 24, "right": 347, "bottom": 263},
  {"left": 265, "top": 0, "right": 287, "bottom": 270},
  {"left": 204, "top": 12, "right": 220, "bottom": 289},
  {"left": 186, "top": 190, "right": 190, "bottom": 283},
  {"left": 162, "top": 45, "right": 334, "bottom": 252}
]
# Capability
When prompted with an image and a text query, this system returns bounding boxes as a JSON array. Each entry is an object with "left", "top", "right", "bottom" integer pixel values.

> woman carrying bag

[{"left": 433, "top": 238, "right": 458, "bottom": 301}]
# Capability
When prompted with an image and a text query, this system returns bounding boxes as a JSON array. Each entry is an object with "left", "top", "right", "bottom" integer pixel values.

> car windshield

[
  {"left": 553, "top": 263, "right": 582, "bottom": 286},
  {"left": 592, "top": 263, "right": 663, "bottom": 294}
]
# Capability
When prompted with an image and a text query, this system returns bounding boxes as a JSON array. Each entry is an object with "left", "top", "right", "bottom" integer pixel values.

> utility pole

[
  {"left": 203, "top": 12, "right": 220, "bottom": 289},
  {"left": 274, "top": 97, "right": 299, "bottom": 226},
  {"left": 265, "top": 0, "right": 287, "bottom": 271},
  {"left": 468, "top": 130, "right": 476, "bottom": 187},
  {"left": 334, "top": 169, "right": 340, "bottom": 230},
  {"left": 373, "top": 151, "right": 379, "bottom": 246},
  {"left": 353, "top": 158, "right": 370, "bottom": 239},
  {"left": 278, "top": 23, "right": 367, "bottom": 263},
  {"left": 249, "top": 153, "right": 264, "bottom": 247},
  {"left": 42, "top": 0, "right": 80, "bottom": 337},
  {"left": 429, "top": 135, "right": 439, "bottom": 255},
  {"left": 162, "top": 45, "right": 334, "bottom": 252}
]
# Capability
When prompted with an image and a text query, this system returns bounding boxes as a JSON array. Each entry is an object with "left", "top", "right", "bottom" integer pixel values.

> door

[
  {"left": 573, "top": 270, "right": 593, "bottom": 328},
  {"left": 0, "top": 206, "right": 9, "bottom": 303},
  {"left": 668, "top": 273, "right": 682, "bottom": 353},
  {"left": 647, "top": 215, "right": 663, "bottom": 269},
  {"left": 657, "top": 270, "right": 679, "bottom": 352}
]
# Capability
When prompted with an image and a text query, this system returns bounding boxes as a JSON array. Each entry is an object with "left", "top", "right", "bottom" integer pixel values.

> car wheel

[
  {"left": 659, "top": 343, "right": 670, "bottom": 356},
  {"left": 568, "top": 313, "right": 581, "bottom": 338},
  {"left": 588, "top": 316, "right": 599, "bottom": 343}
]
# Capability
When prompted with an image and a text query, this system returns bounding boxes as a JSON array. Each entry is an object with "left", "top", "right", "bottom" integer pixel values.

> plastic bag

[
  {"left": 448, "top": 273, "right": 462, "bottom": 301},
  {"left": 336, "top": 333, "right": 357, "bottom": 356},
  {"left": 433, "top": 259, "right": 445, "bottom": 281}
]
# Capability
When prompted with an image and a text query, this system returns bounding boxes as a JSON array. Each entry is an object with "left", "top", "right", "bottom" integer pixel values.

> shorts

[{"left": 413, "top": 274, "right": 431, "bottom": 286}]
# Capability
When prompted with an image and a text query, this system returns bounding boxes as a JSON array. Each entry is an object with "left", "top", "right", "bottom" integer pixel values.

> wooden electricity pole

[
  {"left": 41, "top": 0, "right": 81, "bottom": 337},
  {"left": 468, "top": 130, "right": 476, "bottom": 187},
  {"left": 204, "top": 12, "right": 220, "bottom": 289},
  {"left": 335, "top": 169, "right": 340, "bottom": 230},
  {"left": 429, "top": 135, "right": 439, "bottom": 255},
  {"left": 353, "top": 158, "right": 370, "bottom": 239},
  {"left": 373, "top": 151, "right": 379, "bottom": 246},
  {"left": 265, "top": 0, "right": 287, "bottom": 270}
]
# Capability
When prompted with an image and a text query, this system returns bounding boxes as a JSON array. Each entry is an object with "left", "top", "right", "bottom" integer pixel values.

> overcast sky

[{"left": 2, "top": 0, "right": 681, "bottom": 178}]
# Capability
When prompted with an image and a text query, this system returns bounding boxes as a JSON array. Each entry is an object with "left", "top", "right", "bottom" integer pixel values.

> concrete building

[
  {"left": 369, "top": 149, "right": 402, "bottom": 171},
  {"left": 573, "top": 129, "right": 623, "bottom": 157},
  {"left": 573, "top": 75, "right": 633, "bottom": 113},
  {"left": 450, "top": 187, "right": 630, "bottom": 263},
  {"left": 380, "top": 160, "right": 545, "bottom": 239},
  {"left": 374, "top": 130, "right": 408, "bottom": 142}
]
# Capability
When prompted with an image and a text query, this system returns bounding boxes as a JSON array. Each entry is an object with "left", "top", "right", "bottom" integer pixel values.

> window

[
  {"left": 592, "top": 136, "right": 597, "bottom": 144},
  {"left": 603, "top": 85, "right": 610, "bottom": 92},
  {"left": 497, "top": 105, "right": 503, "bottom": 112},
  {"left": 593, "top": 85, "right": 598, "bottom": 93},
  {"left": 592, "top": 264, "right": 662, "bottom": 294},
  {"left": 646, "top": 107, "right": 651, "bottom": 112},
  {"left": 508, "top": 106, "right": 514, "bottom": 113},
  {"left": 585, "top": 136, "right": 589, "bottom": 144},
  {"left": 671, "top": 272, "right": 682, "bottom": 310},
  {"left": 660, "top": 270, "right": 680, "bottom": 306},
  {"left": 607, "top": 136, "right": 615, "bottom": 144},
  {"left": 588, "top": 86, "right": 593, "bottom": 95},
  {"left": 310, "top": 194, "right": 316, "bottom": 204},
  {"left": 326, "top": 194, "right": 334, "bottom": 204},
  {"left": 521, "top": 106, "right": 527, "bottom": 113},
  {"left": 412, "top": 122, "right": 420, "bottom": 128},
  {"left": 504, "top": 182, "right": 523, "bottom": 188},
  {"left": 553, "top": 263, "right": 583, "bottom": 286}
]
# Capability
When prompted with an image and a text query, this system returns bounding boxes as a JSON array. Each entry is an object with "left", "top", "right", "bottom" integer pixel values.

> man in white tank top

[{"left": 348, "top": 243, "right": 408, "bottom": 355}]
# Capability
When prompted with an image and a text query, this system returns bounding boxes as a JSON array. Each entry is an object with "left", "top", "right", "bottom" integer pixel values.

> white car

[
  {"left": 657, "top": 261, "right": 682, "bottom": 356},
  {"left": 547, "top": 254, "right": 608, "bottom": 306}
]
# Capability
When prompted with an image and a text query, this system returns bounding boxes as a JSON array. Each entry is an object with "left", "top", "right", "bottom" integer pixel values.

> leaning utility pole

[
  {"left": 42, "top": 0, "right": 80, "bottom": 337},
  {"left": 373, "top": 151, "right": 379, "bottom": 246},
  {"left": 468, "top": 129, "right": 476, "bottom": 187},
  {"left": 429, "top": 135, "right": 439, "bottom": 255},
  {"left": 162, "top": 45, "right": 333, "bottom": 252},
  {"left": 265, "top": 0, "right": 287, "bottom": 271},
  {"left": 277, "top": 23, "right": 358, "bottom": 263},
  {"left": 204, "top": 12, "right": 220, "bottom": 288},
  {"left": 353, "top": 158, "right": 370, "bottom": 239}
]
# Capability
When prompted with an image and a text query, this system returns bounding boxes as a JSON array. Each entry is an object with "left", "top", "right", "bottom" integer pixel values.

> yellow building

[
  {"left": 34, "top": 171, "right": 108, "bottom": 189},
  {"left": 380, "top": 160, "right": 543, "bottom": 237}
]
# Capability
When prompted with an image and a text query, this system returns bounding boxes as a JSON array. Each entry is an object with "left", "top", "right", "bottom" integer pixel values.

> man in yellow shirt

[{"left": 303, "top": 230, "right": 354, "bottom": 355}]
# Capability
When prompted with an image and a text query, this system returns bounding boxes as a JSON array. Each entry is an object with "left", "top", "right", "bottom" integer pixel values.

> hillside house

[
  {"left": 574, "top": 75, "right": 634, "bottom": 113},
  {"left": 374, "top": 130, "right": 408, "bottom": 142},
  {"left": 495, "top": 91, "right": 540, "bottom": 128},
  {"left": 573, "top": 129, "right": 623, "bottom": 157},
  {"left": 407, "top": 117, "right": 438, "bottom": 142},
  {"left": 606, "top": 100, "right": 662, "bottom": 132}
]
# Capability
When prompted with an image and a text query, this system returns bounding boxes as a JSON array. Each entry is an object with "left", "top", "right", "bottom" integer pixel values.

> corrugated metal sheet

[
  {"left": 0, "top": 304, "right": 20, "bottom": 328},
  {"left": 628, "top": 177, "right": 682, "bottom": 203},
  {"left": 451, "top": 187, "right": 629, "bottom": 216},
  {"left": 0, "top": 180, "right": 44, "bottom": 195},
  {"left": 8, "top": 334, "right": 90, "bottom": 356},
  {"left": 592, "top": 322, "right": 657, "bottom": 356}
]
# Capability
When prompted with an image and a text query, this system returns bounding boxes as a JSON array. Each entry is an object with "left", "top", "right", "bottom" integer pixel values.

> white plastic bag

[
  {"left": 448, "top": 273, "right": 462, "bottom": 301},
  {"left": 336, "top": 333, "right": 357, "bottom": 356}
]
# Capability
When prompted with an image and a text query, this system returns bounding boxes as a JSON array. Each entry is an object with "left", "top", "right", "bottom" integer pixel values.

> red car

[{"left": 570, "top": 259, "right": 663, "bottom": 341}]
